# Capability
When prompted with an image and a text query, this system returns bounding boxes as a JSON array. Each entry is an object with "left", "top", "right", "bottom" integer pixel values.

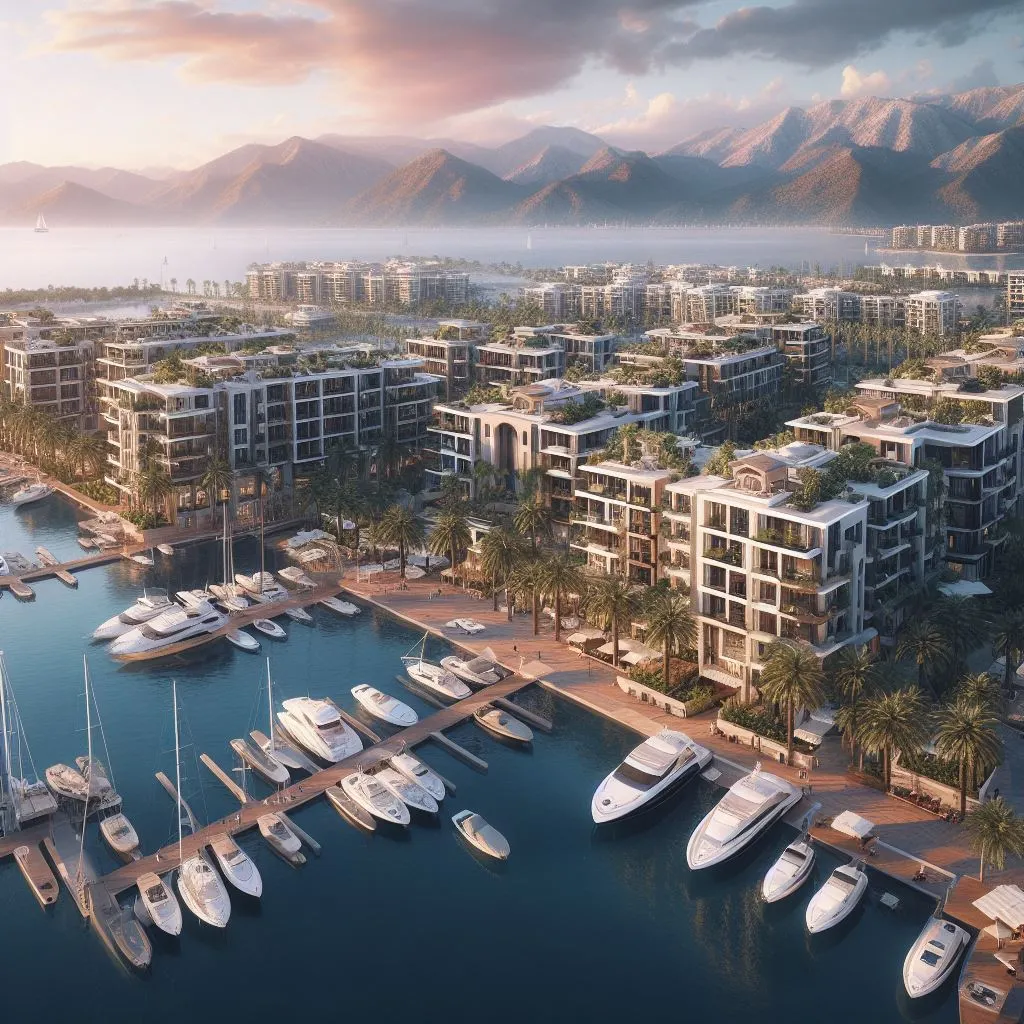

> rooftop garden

[
  {"left": 548, "top": 392, "right": 606, "bottom": 424},
  {"left": 592, "top": 424, "right": 694, "bottom": 473},
  {"left": 606, "top": 356, "right": 688, "bottom": 388},
  {"left": 464, "top": 383, "right": 506, "bottom": 406}
]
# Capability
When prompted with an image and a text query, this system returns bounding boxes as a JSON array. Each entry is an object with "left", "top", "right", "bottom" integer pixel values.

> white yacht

[
  {"left": 440, "top": 654, "right": 501, "bottom": 687},
  {"left": 135, "top": 872, "right": 182, "bottom": 936},
  {"left": 225, "top": 629, "right": 260, "bottom": 653},
  {"left": 761, "top": 837, "right": 816, "bottom": 903},
  {"left": 10, "top": 482, "right": 52, "bottom": 507},
  {"left": 374, "top": 766, "right": 439, "bottom": 814},
  {"left": 402, "top": 634, "right": 471, "bottom": 700},
  {"left": 278, "top": 566, "right": 315, "bottom": 589},
  {"left": 109, "top": 601, "right": 227, "bottom": 658},
  {"left": 258, "top": 813, "right": 302, "bottom": 860},
  {"left": 453, "top": 810, "right": 509, "bottom": 860},
  {"left": 176, "top": 589, "right": 212, "bottom": 610},
  {"left": 277, "top": 697, "right": 362, "bottom": 763},
  {"left": 178, "top": 848, "right": 232, "bottom": 928},
  {"left": 351, "top": 685, "right": 418, "bottom": 727},
  {"left": 128, "top": 549, "right": 155, "bottom": 567},
  {"left": 474, "top": 705, "right": 533, "bottom": 744},
  {"left": 230, "top": 737, "right": 289, "bottom": 786},
  {"left": 157, "top": 544, "right": 175, "bottom": 557},
  {"left": 446, "top": 618, "right": 486, "bottom": 634},
  {"left": 99, "top": 812, "right": 140, "bottom": 857},
  {"left": 93, "top": 591, "right": 173, "bottom": 640},
  {"left": 320, "top": 596, "right": 359, "bottom": 616},
  {"left": 235, "top": 571, "right": 288, "bottom": 602},
  {"left": 209, "top": 583, "right": 248, "bottom": 611},
  {"left": 209, "top": 834, "right": 263, "bottom": 897},
  {"left": 252, "top": 619, "right": 287, "bottom": 640},
  {"left": 283, "top": 605, "right": 313, "bottom": 624},
  {"left": 325, "top": 784, "right": 376, "bottom": 832},
  {"left": 591, "top": 730, "right": 712, "bottom": 824},
  {"left": 805, "top": 863, "right": 868, "bottom": 934},
  {"left": 686, "top": 765, "right": 800, "bottom": 870},
  {"left": 903, "top": 918, "right": 970, "bottom": 998},
  {"left": 390, "top": 752, "right": 445, "bottom": 802},
  {"left": 341, "top": 771, "right": 410, "bottom": 826}
]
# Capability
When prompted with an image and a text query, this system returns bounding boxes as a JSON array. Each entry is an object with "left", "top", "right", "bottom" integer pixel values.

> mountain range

[{"left": 6, "top": 85, "right": 1024, "bottom": 229}]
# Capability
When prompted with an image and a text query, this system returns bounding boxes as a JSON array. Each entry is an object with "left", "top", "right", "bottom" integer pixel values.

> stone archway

[{"left": 495, "top": 423, "right": 518, "bottom": 483}]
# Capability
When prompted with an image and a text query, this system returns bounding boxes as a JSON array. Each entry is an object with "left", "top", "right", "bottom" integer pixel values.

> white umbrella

[{"left": 831, "top": 810, "right": 875, "bottom": 841}]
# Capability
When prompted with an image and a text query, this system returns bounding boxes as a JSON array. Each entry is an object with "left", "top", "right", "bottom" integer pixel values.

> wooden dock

[{"left": 13, "top": 842, "right": 59, "bottom": 908}]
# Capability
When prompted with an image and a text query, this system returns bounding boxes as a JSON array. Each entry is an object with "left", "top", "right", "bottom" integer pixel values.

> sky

[{"left": 1, "top": 0, "right": 1023, "bottom": 170}]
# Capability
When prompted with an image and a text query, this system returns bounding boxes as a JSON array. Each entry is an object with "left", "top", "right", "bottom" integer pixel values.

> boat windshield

[
  {"left": 830, "top": 868, "right": 860, "bottom": 893},
  {"left": 920, "top": 949, "right": 942, "bottom": 967},
  {"left": 611, "top": 761, "right": 662, "bottom": 788},
  {"left": 780, "top": 847, "right": 808, "bottom": 867},
  {"left": 145, "top": 884, "right": 167, "bottom": 903}
]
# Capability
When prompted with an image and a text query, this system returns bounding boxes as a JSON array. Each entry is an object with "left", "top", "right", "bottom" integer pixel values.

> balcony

[
  {"left": 754, "top": 528, "right": 817, "bottom": 553},
  {"left": 703, "top": 545, "right": 741, "bottom": 566}
]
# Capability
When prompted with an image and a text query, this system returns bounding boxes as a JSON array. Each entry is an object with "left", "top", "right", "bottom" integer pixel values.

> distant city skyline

[{"left": 2, "top": 0, "right": 1023, "bottom": 168}]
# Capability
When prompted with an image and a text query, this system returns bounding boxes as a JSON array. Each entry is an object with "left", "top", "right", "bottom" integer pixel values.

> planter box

[
  {"left": 616, "top": 676, "right": 721, "bottom": 718},
  {"left": 890, "top": 763, "right": 980, "bottom": 812},
  {"left": 715, "top": 714, "right": 817, "bottom": 770}
]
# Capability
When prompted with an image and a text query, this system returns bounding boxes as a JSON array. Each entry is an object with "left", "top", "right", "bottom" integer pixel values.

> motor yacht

[
  {"left": 591, "top": 729, "right": 711, "bottom": 824},
  {"left": 11, "top": 482, "right": 52, "bottom": 507},
  {"left": 93, "top": 591, "right": 174, "bottom": 641},
  {"left": 278, "top": 566, "right": 315, "bottom": 589},
  {"left": 389, "top": 752, "right": 445, "bottom": 802},
  {"left": 135, "top": 872, "right": 182, "bottom": 936},
  {"left": 440, "top": 655, "right": 501, "bottom": 687},
  {"left": 686, "top": 765, "right": 800, "bottom": 870},
  {"left": 374, "top": 766, "right": 439, "bottom": 814},
  {"left": 805, "top": 862, "right": 868, "bottom": 934},
  {"left": 325, "top": 784, "right": 376, "bottom": 832},
  {"left": 903, "top": 918, "right": 970, "bottom": 998},
  {"left": 176, "top": 589, "right": 212, "bottom": 610},
  {"left": 761, "top": 837, "right": 816, "bottom": 903},
  {"left": 341, "top": 772, "right": 410, "bottom": 826},
  {"left": 453, "top": 810, "right": 509, "bottom": 860},
  {"left": 253, "top": 618, "right": 287, "bottom": 640},
  {"left": 226, "top": 629, "right": 260, "bottom": 653},
  {"left": 351, "top": 685, "right": 418, "bottom": 727},
  {"left": 177, "top": 848, "right": 231, "bottom": 928},
  {"left": 99, "top": 812, "right": 140, "bottom": 857},
  {"left": 474, "top": 706, "right": 533, "bottom": 745},
  {"left": 404, "top": 658, "right": 470, "bottom": 701},
  {"left": 209, "top": 834, "right": 263, "bottom": 897},
  {"left": 235, "top": 572, "right": 288, "bottom": 602},
  {"left": 320, "top": 596, "right": 359, "bottom": 616},
  {"left": 109, "top": 601, "right": 228, "bottom": 658},
  {"left": 276, "top": 697, "right": 363, "bottom": 763},
  {"left": 258, "top": 813, "right": 303, "bottom": 860}
]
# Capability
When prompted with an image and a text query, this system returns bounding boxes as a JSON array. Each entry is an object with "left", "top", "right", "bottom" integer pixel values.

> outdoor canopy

[
  {"left": 973, "top": 885, "right": 1024, "bottom": 929},
  {"left": 831, "top": 810, "right": 875, "bottom": 840}
]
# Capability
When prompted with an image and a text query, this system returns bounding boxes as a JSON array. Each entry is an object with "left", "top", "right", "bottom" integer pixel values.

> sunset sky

[{"left": 2, "top": 0, "right": 1023, "bottom": 169}]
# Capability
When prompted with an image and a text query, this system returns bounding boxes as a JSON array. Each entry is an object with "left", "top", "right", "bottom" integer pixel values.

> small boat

[
  {"left": 445, "top": 618, "right": 485, "bottom": 634},
  {"left": 209, "top": 834, "right": 263, "bottom": 896},
  {"left": 341, "top": 772, "right": 410, "bottom": 826},
  {"left": 99, "top": 812, "right": 140, "bottom": 857},
  {"left": 109, "top": 600, "right": 228, "bottom": 658},
  {"left": 761, "top": 837, "right": 816, "bottom": 903},
  {"left": 441, "top": 655, "right": 501, "bottom": 687},
  {"left": 351, "top": 684, "right": 418, "bottom": 727},
  {"left": 94, "top": 591, "right": 175, "bottom": 640},
  {"left": 325, "top": 784, "right": 376, "bottom": 832},
  {"left": 235, "top": 571, "right": 289, "bottom": 602},
  {"left": 209, "top": 582, "right": 248, "bottom": 610},
  {"left": 374, "top": 766, "right": 439, "bottom": 814},
  {"left": 77, "top": 536, "right": 96, "bottom": 551},
  {"left": 277, "top": 697, "right": 362, "bottom": 763},
  {"left": 230, "top": 737, "right": 289, "bottom": 786},
  {"left": 390, "top": 752, "right": 445, "bottom": 802},
  {"left": 903, "top": 917, "right": 970, "bottom": 998},
  {"left": 805, "top": 862, "right": 868, "bottom": 934},
  {"left": 278, "top": 566, "right": 315, "bottom": 589},
  {"left": 452, "top": 809, "right": 509, "bottom": 860},
  {"left": 135, "top": 872, "right": 182, "bottom": 936},
  {"left": 474, "top": 705, "right": 533, "bottom": 744},
  {"left": 35, "top": 213, "right": 48, "bottom": 233},
  {"left": 45, "top": 760, "right": 117, "bottom": 807},
  {"left": 402, "top": 634, "right": 470, "bottom": 700},
  {"left": 177, "top": 848, "right": 231, "bottom": 928},
  {"left": 128, "top": 549, "right": 155, "bottom": 567},
  {"left": 157, "top": 544, "right": 175, "bottom": 557},
  {"left": 284, "top": 605, "right": 313, "bottom": 624},
  {"left": 252, "top": 619, "right": 286, "bottom": 640},
  {"left": 226, "top": 629, "right": 260, "bottom": 653},
  {"left": 320, "top": 595, "right": 359, "bottom": 616},
  {"left": 10, "top": 482, "right": 52, "bottom": 507}
]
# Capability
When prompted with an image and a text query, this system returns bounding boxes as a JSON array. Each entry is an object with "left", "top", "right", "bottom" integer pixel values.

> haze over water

[{"left": 0, "top": 496, "right": 957, "bottom": 1023}]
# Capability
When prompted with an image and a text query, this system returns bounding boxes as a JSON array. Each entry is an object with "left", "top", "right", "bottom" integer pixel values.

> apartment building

[
  {"left": 732, "top": 286, "right": 794, "bottom": 315},
  {"left": 684, "top": 284, "right": 737, "bottom": 323},
  {"left": 861, "top": 294, "right": 905, "bottom": 330},
  {"left": 792, "top": 288, "right": 862, "bottom": 322},
  {"left": 405, "top": 319, "right": 487, "bottom": 399},
  {"left": 959, "top": 224, "right": 998, "bottom": 253},
  {"left": 890, "top": 221, "right": 1023, "bottom": 253},
  {"left": 905, "top": 290, "right": 959, "bottom": 337},
  {"left": 578, "top": 279, "right": 648, "bottom": 322},
  {"left": 1009, "top": 272, "right": 1024, "bottom": 321},
  {"left": 890, "top": 226, "right": 917, "bottom": 249},
  {"left": 519, "top": 283, "right": 579, "bottom": 320},
  {"left": 475, "top": 330, "right": 566, "bottom": 386},
  {"left": 2, "top": 334, "right": 95, "bottom": 431},
  {"left": 771, "top": 323, "right": 832, "bottom": 389}
]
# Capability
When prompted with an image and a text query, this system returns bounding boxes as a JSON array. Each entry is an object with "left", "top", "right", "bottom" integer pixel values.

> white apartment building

[
  {"left": 405, "top": 319, "right": 488, "bottom": 399},
  {"left": 476, "top": 331, "right": 566, "bottom": 386},
  {"left": 731, "top": 286, "right": 794, "bottom": 315},
  {"left": 792, "top": 288, "right": 862, "bottom": 322},
  {"left": 2, "top": 334, "right": 95, "bottom": 431},
  {"left": 684, "top": 284, "right": 737, "bottom": 323},
  {"left": 519, "top": 283, "right": 579, "bottom": 320},
  {"left": 1009, "top": 272, "right": 1024, "bottom": 321},
  {"left": 904, "top": 291, "right": 959, "bottom": 337},
  {"left": 861, "top": 294, "right": 905, "bottom": 330},
  {"left": 771, "top": 323, "right": 832, "bottom": 389}
]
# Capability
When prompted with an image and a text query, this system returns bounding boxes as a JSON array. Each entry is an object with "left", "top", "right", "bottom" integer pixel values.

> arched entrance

[{"left": 495, "top": 423, "right": 518, "bottom": 485}]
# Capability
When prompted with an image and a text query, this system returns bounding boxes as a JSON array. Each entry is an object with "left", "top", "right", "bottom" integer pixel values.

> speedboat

[
  {"left": 474, "top": 706, "right": 533, "bottom": 745},
  {"left": 93, "top": 591, "right": 174, "bottom": 640},
  {"left": 45, "top": 761, "right": 116, "bottom": 806},
  {"left": 903, "top": 918, "right": 970, "bottom": 998},
  {"left": 258, "top": 813, "right": 303, "bottom": 860},
  {"left": 761, "top": 837, "right": 816, "bottom": 903},
  {"left": 440, "top": 654, "right": 501, "bottom": 687},
  {"left": 99, "top": 812, "right": 140, "bottom": 857},
  {"left": 109, "top": 601, "right": 228, "bottom": 658},
  {"left": 135, "top": 872, "right": 182, "bottom": 936},
  {"left": 177, "top": 848, "right": 231, "bottom": 928},
  {"left": 11, "top": 482, "right": 52, "bottom": 507},
  {"left": 278, "top": 566, "right": 315, "bottom": 589},
  {"left": 226, "top": 629, "right": 260, "bottom": 653},
  {"left": 453, "top": 809, "right": 509, "bottom": 860},
  {"left": 686, "top": 765, "right": 800, "bottom": 870},
  {"left": 805, "top": 862, "right": 868, "bottom": 934},
  {"left": 341, "top": 772, "right": 410, "bottom": 826},
  {"left": 277, "top": 697, "right": 363, "bottom": 763},
  {"left": 252, "top": 619, "right": 287, "bottom": 640},
  {"left": 157, "top": 544, "right": 175, "bottom": 557},
  {"left": 320, "top": 595, "right": 359, "bottom": 616},
  {"left": 445, "top": 618, "right": 486, "bottom": 634},
  {"left": 284, "top": 605, "right": 313, "bottom": 624},
  {"left": 209, "top": 834, "right": 263, "bottom": 896},
  {"left": 230, "top": 737, "right": 289, "bottom": 786},
  {"left": 591, "top": 730, "right": 712, "bottom": 824},
  {"left": 77, "top": 536, "right": 96, "bottom": 550},
  {"left": 326, "top": 784, "right": 376, "bottom": 832},
  {"left": 390, "top": 752, "right": 445, "bottom": 802},
  {"left": 352, "top": 685, "right": 418, "bottom": 727},
  {"left": 403, "top": 657, "right": 471, "bottom": 700},
  {"left": 128, "top": 550, "right": 155, "bottom": 567},
  {"left": 374, "top": 766, "right": 439, "bottom": 814}
]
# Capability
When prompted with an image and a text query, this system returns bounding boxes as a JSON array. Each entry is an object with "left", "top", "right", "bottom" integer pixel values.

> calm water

[
  {"left": 3, "top": 226, "right": 1022, "bottom": 291},
  {"left": 0, "top": 495, "right": 958, "bottom": 1023}
]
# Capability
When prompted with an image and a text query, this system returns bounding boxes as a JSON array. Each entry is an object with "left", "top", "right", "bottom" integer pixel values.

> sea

[
  {"left": 2, "top": 226, "right": 1023, "bottom": 295},
  {"left": 0, "top": 493, "right": 959, "bottom": 1023}
]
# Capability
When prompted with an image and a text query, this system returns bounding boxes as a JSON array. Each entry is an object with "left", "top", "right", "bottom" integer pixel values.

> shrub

[
  {"left": 899, "top": 749, "right": 968, "bottom": 791},
  {"left": 719, "top": 699, "right": 787, "bottom": 744}
]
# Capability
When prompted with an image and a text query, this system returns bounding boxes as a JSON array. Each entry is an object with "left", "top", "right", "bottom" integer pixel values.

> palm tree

[
  {"left": 471, "top": 459, "right": 501, "bottom": 505},
  {"left": 956, "top": 672, "right": 1004, "bottom": 715},
  {"left": 857, "top": 687, "right": 931, "bottom": 791},
  {"left": 338, "top": 483, "right": 368, "bottom": 551},
  {"left": 643, "top": 588, "right": 697, "bottom": 689},
  {"left": 513, "top": 493, "right": 552, "bottom": 555},
  {"left": 896, "top": 619, "right": 948, "bottom": 698},
  {"left": 934, "top": 697, "right": 1002, "bottom": 815},
  {"left": 78, "top": 435, "right": 107, "bottom": 479},
  {"left": 581, "top": 575, "right": 640, "bottom": 669},
  {"left": 380, "top": 505, "right": 424, "bottom": 580},
  {"left": 991, "top": 610, "right": 1024, "bottom": 693},
  {"left": 428, "top": 509, "right": 472, "bottom": 577},
  {"left": 478, "top": 526, "right": 525, "bottom": 617},
  {"left": 931, "top": 596, "right": 990, "bottom": 679},
  {"left": 965, "top": 797, "right": 1024, "bottom": 882},
  {"left": 509, "top": 558, "right": 546, "bottom": 636},
  {"left": 759, "top": 641, "right": 826, "bottom": 766},
  {"left": 830, "top": 645, "right": 879, "bottom": 771},
  {"left": 540, "top": 554, "right": 586, "bottom": 642},
  {"left": 139, "top": 465, "right": 173, "bottom": 521},
  {"left": 200, "top": 456, "right": 232, "bottom": 507},
  {"left": 517, "top": 466, "right": 545, "bottom": 499}
]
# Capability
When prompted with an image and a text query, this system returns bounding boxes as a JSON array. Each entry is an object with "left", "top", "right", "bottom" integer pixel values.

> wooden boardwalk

[{"left": 98, "top": 674, "right": 533, "bottom": 896}]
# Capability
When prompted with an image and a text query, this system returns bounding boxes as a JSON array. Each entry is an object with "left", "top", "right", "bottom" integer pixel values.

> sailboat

[
  {"left": 209, "top": 505, "right": 248, "bottom": 611},
  {"left": 171, "top": 683, "right": 231, "bottom": 928},
  {"left": 229, "top": 660, "right": 290, "bottom": 787},
  {"left": 34, "top": 214, "right": 48, "bottom": 234}
]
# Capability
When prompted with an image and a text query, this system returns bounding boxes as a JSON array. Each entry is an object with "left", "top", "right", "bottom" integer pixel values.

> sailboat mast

[
  {"left": 266, "top": 658, "right": 274, "bottom": 748},
  {"left": 0, "top": 653, "right": 10, "bottom": 785},
  {"left": 173, "top": 681, "right": 183, "bottom": 864},
  {"left": 78, "top": 657, "right": 91, "bottom": 884}
]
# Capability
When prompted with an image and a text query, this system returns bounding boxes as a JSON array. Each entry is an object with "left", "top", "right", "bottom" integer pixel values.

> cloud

[
  {"left": 948, "top": 58, "right": 1002, "bottom": 91},
  {"left": 840, "top": 65, "right": 892, "bottom": 98}
]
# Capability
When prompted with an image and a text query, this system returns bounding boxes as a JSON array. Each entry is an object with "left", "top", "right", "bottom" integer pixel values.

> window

[
  {"left": 233, "top": 393, "right": 246, "bottom": 423},
  {"left": 485, "top": 424, "right": 490, "bottom": 438},
  {"left": 234, "top": 428, "right": 247, "bottom": 445},
  {"left": 522, "top": 432, "right": 528, "bottom": 445}
]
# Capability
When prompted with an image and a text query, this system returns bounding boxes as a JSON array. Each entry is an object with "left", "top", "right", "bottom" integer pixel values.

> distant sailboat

[
  {"left": 526, "top": 233, "right": 532, "bottom": 251},
  {"left": 34, "top": 214, "right": 48, "bottom": 234}
]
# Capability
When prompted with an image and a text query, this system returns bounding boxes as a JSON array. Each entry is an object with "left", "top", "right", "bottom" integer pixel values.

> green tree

[
  {"left": 200, "top": 456, "right": 233, "bottom": 507},
  {"left": 581, "top": 576, "right": 641, "bottom": 669},
  {"left": 991, "top": 611, "right": 1024, "bottom": 694},
  {"left": 428, "top": 509, "right": 472, "bottom": 576},
  {"left": 513, "top": 493, "right": 552, "bottom": 555},
  {"left": 830, "top": 645, "right": 879, "bottom": 771},
  {"left": 759, "top": 641, "right": 826, "bottom": 765},
  {"left": 858, "top": 687, "right": 931, "bottom": 791},
  {"left": 896, "top": 619, "right": 948, "bottom": 699},
  {"left": 380, "top": 505, "right": 425, "bottom": 580},
  {"left": 643, "top": 588, "right": 697, "bottom": 689},
  {"left": 965, "top": 797, "right": 1024, "bottom": 882},
  {"left": 478, "top": 526, "right": 526, "bottom": 616},
  {"left": 540, "top": 554, "right": 586, "bottom": 642},
  {"left": 509, "top": 558, "right": 546, "bottom": 636},
  {"left": 934, "top": 697, "right": 1002, "bottom": 815}
]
